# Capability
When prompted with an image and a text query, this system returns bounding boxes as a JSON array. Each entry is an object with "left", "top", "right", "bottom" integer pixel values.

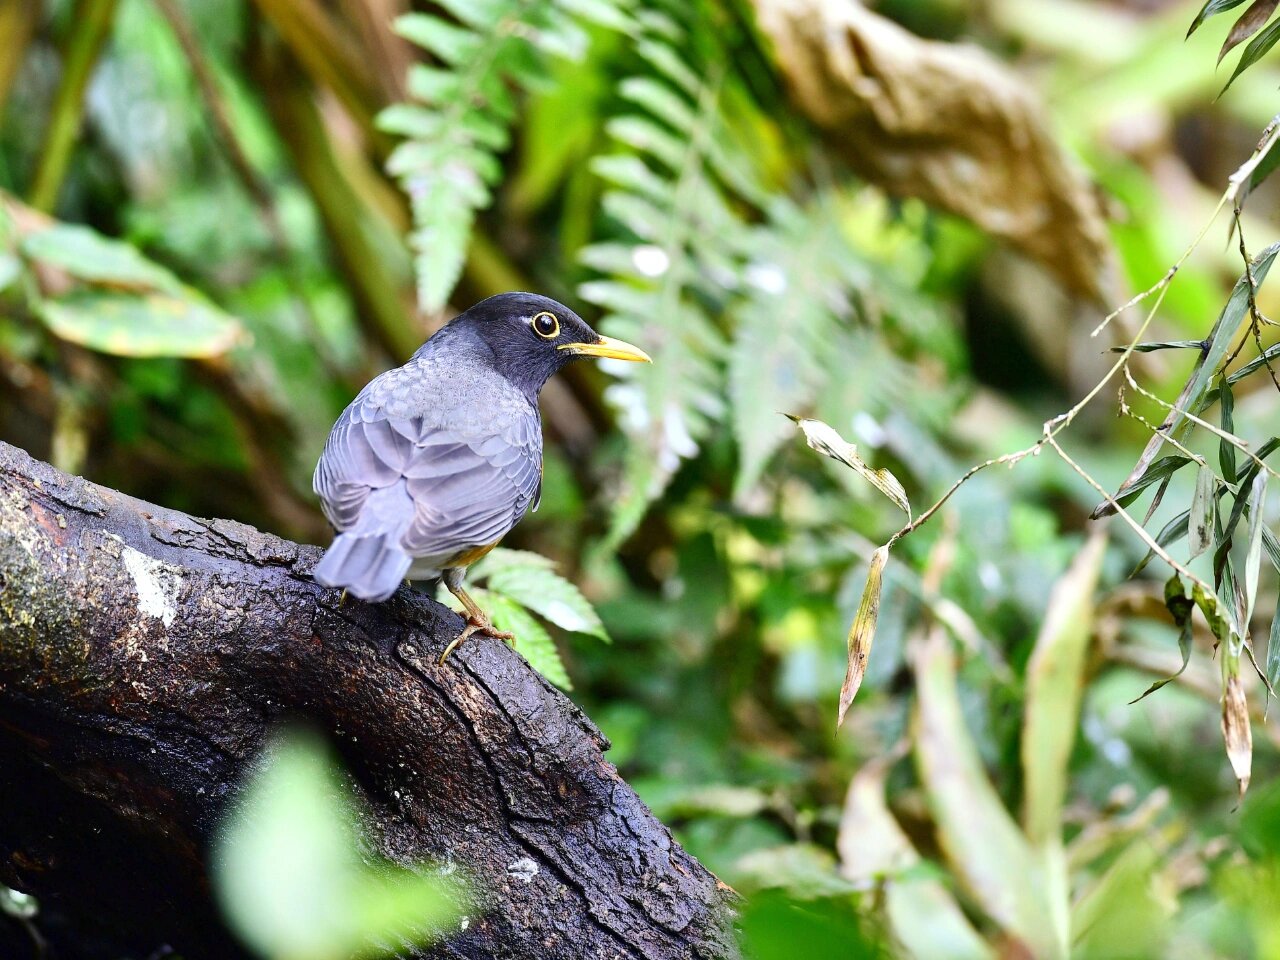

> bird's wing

[{"left": 313, "top": 387, "right": 542, "bottom": 561}]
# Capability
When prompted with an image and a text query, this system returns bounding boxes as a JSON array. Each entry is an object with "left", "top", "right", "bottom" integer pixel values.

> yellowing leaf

[
  {"left": 1223, "top": 669, "right": 1253, "bottom": 799},
  {"left": 790, "top": 416, "right": 911, "bottom": 518},
  {"left": 37, "top": 291, "right": 245, "bottom": 359},
  {"left": 839, "top": 545, "right": 888, "bottom": 727}
]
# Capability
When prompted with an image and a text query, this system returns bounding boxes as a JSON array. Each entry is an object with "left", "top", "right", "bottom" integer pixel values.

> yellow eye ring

[{"left": 532, "top": 311, "right": 560, "bottom": 339}]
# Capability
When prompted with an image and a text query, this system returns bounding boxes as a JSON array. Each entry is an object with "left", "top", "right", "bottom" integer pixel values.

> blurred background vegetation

[{"left": 6, "top": 0, "right": 1280, "bottom": 957}]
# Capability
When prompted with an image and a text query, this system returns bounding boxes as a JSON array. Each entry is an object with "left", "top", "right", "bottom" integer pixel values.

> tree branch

[{"left": 0, "top": 440, "right": 738, "bottom": 960}]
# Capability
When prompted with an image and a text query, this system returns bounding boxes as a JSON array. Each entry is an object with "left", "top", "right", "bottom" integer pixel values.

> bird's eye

[{"left": 532, "top": 311, "right": 560, "bottom": 339}]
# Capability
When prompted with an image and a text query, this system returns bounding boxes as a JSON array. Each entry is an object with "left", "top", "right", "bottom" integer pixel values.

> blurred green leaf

[
  {"left": 36, "top": 291, "right": 243, "bottom": 358},
  {"left": 21, "top": 223, "right": 184, "bottom": 293},
  {"left": 838, "top": 761, "right": 994, "bottom": 960},
  {"left": 1108, "top": 339, "right": 1206, "bottom": 353},
  {"left": 738, "top": 891, "right": 888, "bottom": 960},
  {"left": 912, "top": 629, "right": 1060, "bottom": 958},
  {"left": 213, "top": 727, "right": 464, "bottom": 960},
  {"left": 0, "top": 253, "right": 20, "bottom": 293},
  {"left": 1021, "top": 532, "right": 1106, "bottom": 847}
]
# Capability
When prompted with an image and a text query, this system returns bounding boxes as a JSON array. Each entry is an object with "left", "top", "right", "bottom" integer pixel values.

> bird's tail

[{"left": 314, "top": 485, "right": 413, "bottom": 601}]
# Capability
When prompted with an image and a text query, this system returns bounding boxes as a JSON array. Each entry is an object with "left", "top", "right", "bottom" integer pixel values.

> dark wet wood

[{"left": 0, "top": 440, "right": 737, "bottom": 960}]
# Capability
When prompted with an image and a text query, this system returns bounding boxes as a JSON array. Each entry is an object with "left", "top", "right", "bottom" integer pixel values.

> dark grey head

[{"left": 424, "top": 292, "right": 650, "bottom": 397}]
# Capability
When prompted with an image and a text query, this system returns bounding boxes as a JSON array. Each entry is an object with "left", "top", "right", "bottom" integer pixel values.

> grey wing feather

[{"left": 313, "top": 371, "right": 541, "bottom": 566}]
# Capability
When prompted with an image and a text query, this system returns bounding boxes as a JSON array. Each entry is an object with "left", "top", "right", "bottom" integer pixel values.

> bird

[{"left": 311, "top": 292, "right": 651, "bottom": 662}]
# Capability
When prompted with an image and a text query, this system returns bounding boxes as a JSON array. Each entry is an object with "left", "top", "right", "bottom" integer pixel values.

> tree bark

[{"left": 0, "top": 441, "right": 738, "bottom": 960}]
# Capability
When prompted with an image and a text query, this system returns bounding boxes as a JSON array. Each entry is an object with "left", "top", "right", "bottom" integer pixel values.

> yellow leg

[{"left": 439, "top": 573, "right": 516, "bottom": 665}]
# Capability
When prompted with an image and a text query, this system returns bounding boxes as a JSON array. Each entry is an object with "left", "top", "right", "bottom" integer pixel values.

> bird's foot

[{"left": 438, "top": 615, "right": 516, "bottom": 665}]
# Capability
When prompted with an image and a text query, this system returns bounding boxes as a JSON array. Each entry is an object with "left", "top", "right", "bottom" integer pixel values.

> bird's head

[{"left": 437, "top": 292, "right": 651, "bottom": 396}]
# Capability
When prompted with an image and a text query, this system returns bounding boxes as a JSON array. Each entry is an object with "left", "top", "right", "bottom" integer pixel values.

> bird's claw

[{"left": 438, "top": 616, "right": 516, "bottom": 665}]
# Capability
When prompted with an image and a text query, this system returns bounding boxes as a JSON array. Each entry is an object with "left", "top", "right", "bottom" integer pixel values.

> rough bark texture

[{"left": 0, "top": 440, "right": 737, "bottom": 960}]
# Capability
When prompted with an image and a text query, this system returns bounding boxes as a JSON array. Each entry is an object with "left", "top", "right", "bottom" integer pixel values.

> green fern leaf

[{"left": 472, "top": 590, "right": 573, "bottom": 690}]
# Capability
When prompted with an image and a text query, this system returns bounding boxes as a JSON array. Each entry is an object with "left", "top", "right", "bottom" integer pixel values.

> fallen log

[{"left": 0, "top": 440, "right": 737, "bottom": 959}]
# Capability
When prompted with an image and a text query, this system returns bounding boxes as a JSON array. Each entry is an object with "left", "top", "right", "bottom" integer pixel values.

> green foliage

[
  {"left": 381, "top": 0, "right": 627, "bottom": 313},
  {"left": 213, "top": 727, "right": 464, "bottom": 960},
  {"left": 462, "top": 548, "right": 610, "bottom": 689}
]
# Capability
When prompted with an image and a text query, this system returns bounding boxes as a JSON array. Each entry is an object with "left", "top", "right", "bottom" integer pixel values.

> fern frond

[
  {"left": 382, "top": 2, "right": 625, "bottom": 314},
  {"left": 581, "top": 14, "right": 763, "bottom": 548}
]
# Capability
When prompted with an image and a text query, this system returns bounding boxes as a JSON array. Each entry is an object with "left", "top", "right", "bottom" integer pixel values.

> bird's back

[{"left": 312, "top": 344, "right": 543, "bottom": 600}]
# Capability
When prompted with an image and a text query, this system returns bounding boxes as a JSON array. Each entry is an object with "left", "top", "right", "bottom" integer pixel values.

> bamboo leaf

[
  {"left": 1131, "top": 574, "right": 1196, "bottom": 703},
  {"left": 1267, "top": 608, "right": 1280, "bottom": 710},
  {"left": 791, "top": 417, "right": 911, "bottom": 519},
  {"left": 1022, "top": 533, "right": 1107, "bottom": 846},
  {"left": 1244, "top": 472, "right": 1268, "bottom": 625},
  {"left": 1133, "top": 509, "right": 1191, "bottom": 577},
  {"left": 1220, "top": 382, "right": 1237, "bottom": 485},
  {"left": 1222, "top": 15, "right": 1280, "bottom": 91},
  {"left": 1189, "top": 0, "right": 1250, "bottom": 36},
  {"left": 1111, "top": 455, "right": 1193, "bottom": 511},
  {"left": 839, "top": 546, "right": 888, "bottom": 727},
  {"left": 1218, "top": 0, "right": 1279, "bottom": 62},
  {"left": 1223, "top": 665, "right": 1253, "bottom": 799},
  {"left": 1191, "top": 466, "right": 1215, "bottom": 559},
  {"left": 1107, "top": 339, "right": 1206, "bottom": 353}
]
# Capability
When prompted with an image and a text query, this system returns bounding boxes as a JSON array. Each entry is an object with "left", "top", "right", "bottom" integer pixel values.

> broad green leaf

[
  {"left": 1131, "top": 574, "right": 1196, "bottom": 703},
  {"left": 1189, "top": 0, "right": 1250, "bottom": 35},
  {"left": 791, "top": 417, "right": 911, "bottom": 519},
  {"left": 20, "top": 223, "right": 184, "bottom": 294},
  {"left": 477, "top": 589, "right": 572, "bottom": 690},
  {"left": 476, "top": 550, "right": 609, "bottom": 642},
  {"left": 1021, "top": 532, "right": 1106, "bottom": 847},
  {"left": 1191, "top": 465, "right": 1215, "bottom": 559},
  {"left": 37, "top": 291, "right": 244, "bottom": 358},
  {"left": 213, "top": 728, "right": 462, "bottom": 960},
  {"left": 912, "top": 628, "right": 1060, "bottom": 959},
  {"left": 838, "top": 760, "right": 995, "bottom": 960},
  {"left": 1222, "top": 15, "right": 1280, "bottom": 91},
  {"left": 839, "top": 545, "right": 888, "bottom": 728}
]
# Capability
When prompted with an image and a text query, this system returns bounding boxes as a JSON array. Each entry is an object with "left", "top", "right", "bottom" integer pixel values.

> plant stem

[{"left": 28, "top": 0, "right": 119, "bottom": 212}]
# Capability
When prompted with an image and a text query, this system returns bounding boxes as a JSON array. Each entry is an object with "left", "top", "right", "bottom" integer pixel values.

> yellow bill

[{"left": 559, "top": 334, "right": 652, "bottom": 363}]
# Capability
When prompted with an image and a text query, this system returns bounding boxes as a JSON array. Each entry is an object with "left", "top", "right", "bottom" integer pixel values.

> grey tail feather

[{"left": 314, "top": 532, "right": 412, "bottom": 602}]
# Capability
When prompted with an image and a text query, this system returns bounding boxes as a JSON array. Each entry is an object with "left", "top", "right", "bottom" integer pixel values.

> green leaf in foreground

[
  {"left": 472, "top": 548, "right": 609, "bottom": 642},
  {"left": 1222, "top": 15, "right": 1280, "bottom": 92},
  {"left": 477, "top": 588, "right": 573, "bottom": 690},
  {"left": 37, "top": 291, "right": 244, "bottom": 359},
  {"left": 213, "top": 727, "right": 464, "bottom": 960},
  {"left": 789, "top": 416, "right": 911, "bottom": 519}
]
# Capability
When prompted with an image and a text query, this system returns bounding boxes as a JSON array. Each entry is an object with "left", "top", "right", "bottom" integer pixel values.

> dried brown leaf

[
  {"left": 1222, "top": 672, "right": 1253, "bottom": 799},
  {"left": 1219, "top": 0, "right": 1280, "bottom": 63},
  {"left": 839, "top": 545, "right": 888, "bottom": 727},
  {"left": 790, "top": 416, "right": 911, "bottom": 518},
  {"left": 752, "top": 0, "right": 1114, "bottom": 302}
]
